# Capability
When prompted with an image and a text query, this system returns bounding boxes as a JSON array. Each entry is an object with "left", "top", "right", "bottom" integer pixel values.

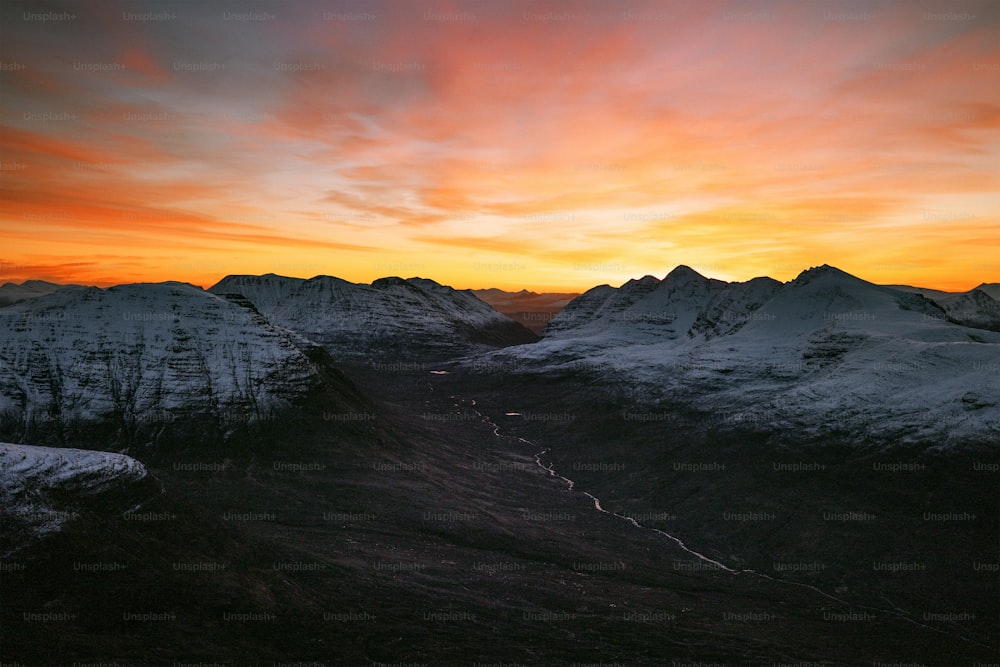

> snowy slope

[
  {"left": 937, "top": 289, "right": 1000, "bottom": 332},
  {"left": 209, "top": 274, "right": 536, "bottom": 359},
  {"left": 881, "top": 284, "right": 955, "bottom": 301},
  {"left": 0, "top": 282, "right": 323, "bottom": 445},
  {"left": 0, "top": 442, "right": 149, "bottom": 551},
  {"left": 977, "top": 283, "right": 1000, "bottom": 301},
  {"left": 483, "top": 265, "right": 1000, "bottom": 448},
  {"left": 883, "top": 283, "right": 1000, "bottom": 331}
]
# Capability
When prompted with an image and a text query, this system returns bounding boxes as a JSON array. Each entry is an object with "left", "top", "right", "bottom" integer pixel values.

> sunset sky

[{"left": 1, "top": 0, "right": 998, "bottom": 291}]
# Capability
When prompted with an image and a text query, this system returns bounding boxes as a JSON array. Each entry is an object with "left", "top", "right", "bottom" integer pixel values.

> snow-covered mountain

[
  {"left": 543, "top": 265, "right": 782, "bottom": 342},
  {"left": 976, "top": 283, "right": 1000, "bottom": 301},
  {"left": 936, "top": 289, "right": 1000, "bottom": 332},
  {"left": 0, "top": 280, "right": 75, "bottom": 307},
  {"left": 882, "top": 284, "right": 955, "bottom": 300},
  {"left": 0, "top": 442, "right": 150, "bottom": 554},
  {"left": 209, "top": 274, "right": 537, "bottom": 360},
  {"left": 883, "top": 282, "right": 1000, "bottom": 331},
  {"left": 0, "top": 282, "right": 327, "bottom": 449},
  {"left": 483, "top": 265, "right": 1000, "bottom": 448}
]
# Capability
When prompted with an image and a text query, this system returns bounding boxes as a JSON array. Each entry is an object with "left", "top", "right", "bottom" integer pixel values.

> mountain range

[
  {"left": 4, "top": 265, "right": 996, "bottom": 450},
  {"left": 0, "top": 274, "right": 534, "bottom": 451},
  {"left": 0, "top": 279, "right": 76, "bottom": 307},
  {"left": 481, "top": 264, "right": 1000, "bottom": 448},
  {"left": 471, "top": 288, "right": 580, "bottom": 334},
  {"left": 885, "top": 282, "right": 1000, "bottom": 331},
  {"left": 209, "top": 273, "right": 537, "bottom": 358},
  {"left": 1, "top": 265, "right": 997, "bottom": 664}
]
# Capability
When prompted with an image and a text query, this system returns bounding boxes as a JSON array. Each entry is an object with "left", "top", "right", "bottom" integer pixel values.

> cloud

[{"left": 1, "top": 0, "right": 997, "bottom": 290}]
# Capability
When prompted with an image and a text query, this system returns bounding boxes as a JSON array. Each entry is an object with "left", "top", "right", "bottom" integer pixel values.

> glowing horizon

[{"left": 2, "top": 0, "right": 998, "bottom": 293}]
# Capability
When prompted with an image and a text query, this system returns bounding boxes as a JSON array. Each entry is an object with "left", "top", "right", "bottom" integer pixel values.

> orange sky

[{"left": 1, "top": 0, "right": 998, "bottom": 291}]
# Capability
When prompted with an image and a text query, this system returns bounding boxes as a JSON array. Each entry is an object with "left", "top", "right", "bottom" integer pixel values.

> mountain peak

[
  {"left": 21, "top": 279, "right": 65, "bottom": 288},
  {"left": 622, "top": 275, "right": 660, "bottom": 288},
  {"left": 249, "top": 273, "right": 298, "bottom": 281},
  {"left": 405, "top": 277, "right": 448, "bottom": 292},
  {"left": 208, "top": 273, "right": 303, "bottom": 292},
  {"left": 664, "top": 265, "right": 707, "bottom": 282},
  {"left": 371, "top": 276, "right": 412, "bottom": 290},
  {"left": 793, "top": 264, "right": 859, "bottom": 285}
]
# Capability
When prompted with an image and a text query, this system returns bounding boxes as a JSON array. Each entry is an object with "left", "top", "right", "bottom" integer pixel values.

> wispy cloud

[{"left": 2, "top": 0, "right": 997, "bottom": 290}]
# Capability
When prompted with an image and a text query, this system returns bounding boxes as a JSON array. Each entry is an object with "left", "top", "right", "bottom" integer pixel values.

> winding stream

[{"left": 448, "top": 393, "right": 992, "bottom": 650}]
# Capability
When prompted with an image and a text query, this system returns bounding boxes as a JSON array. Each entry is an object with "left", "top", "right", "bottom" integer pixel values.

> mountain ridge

[
  {"left": 210, "top": 273, "right": 537, "bottom": 359},
  {"left": 481, "top": 264, "right": 1000, "bottom": 448}
]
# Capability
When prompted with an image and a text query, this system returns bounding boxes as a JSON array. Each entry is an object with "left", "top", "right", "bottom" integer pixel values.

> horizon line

[{"left": 3, "top": 264, "right": 995, "bottom": 295}]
